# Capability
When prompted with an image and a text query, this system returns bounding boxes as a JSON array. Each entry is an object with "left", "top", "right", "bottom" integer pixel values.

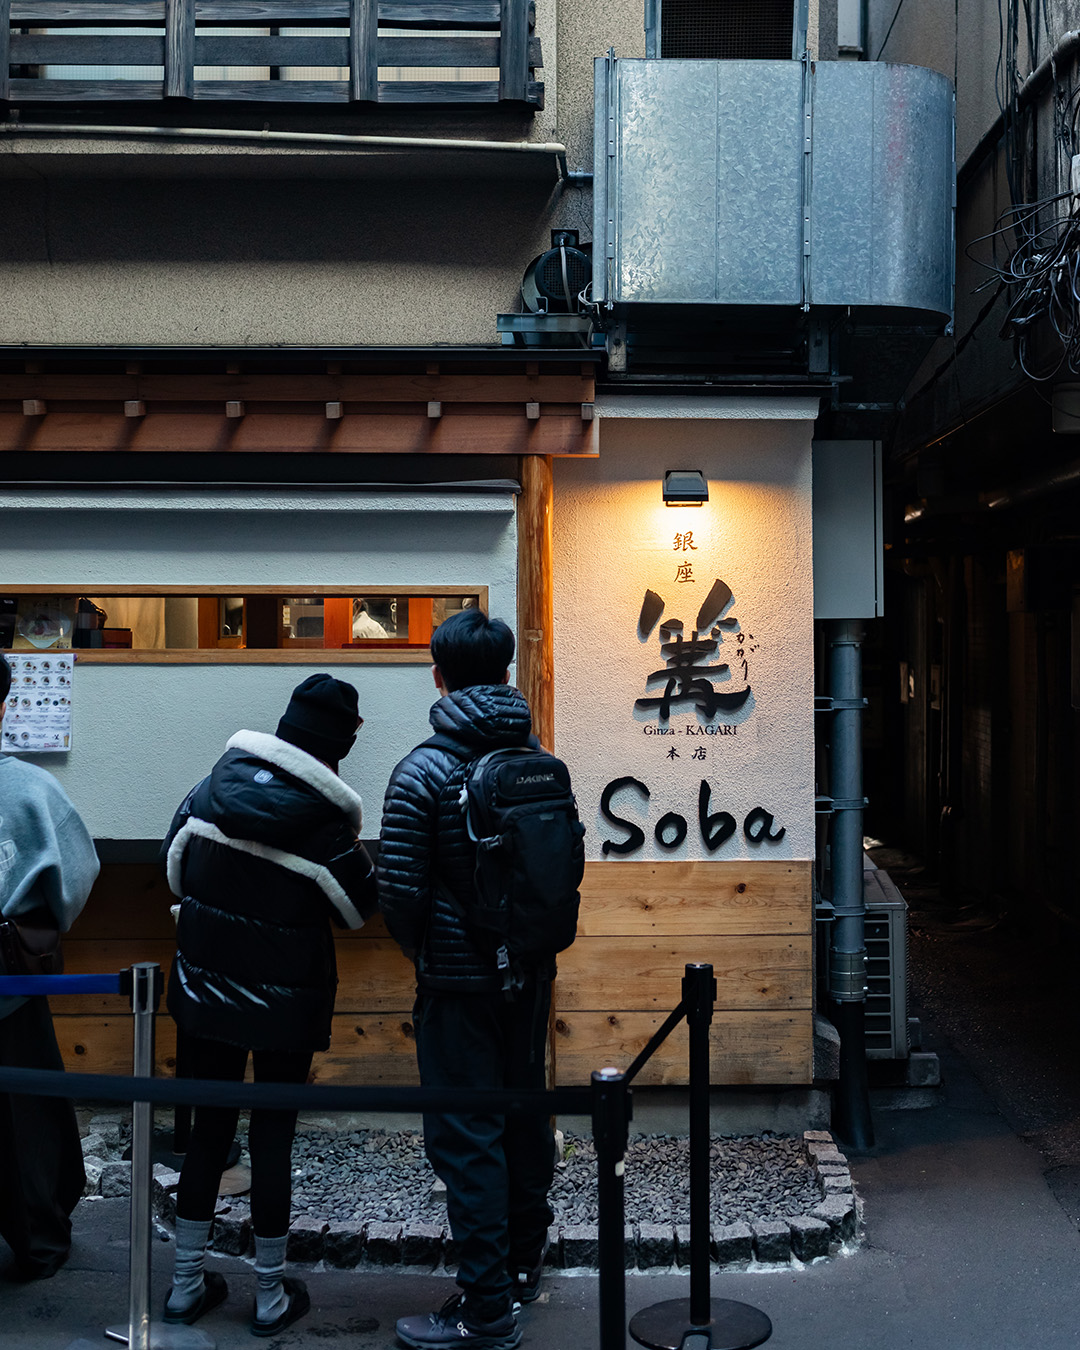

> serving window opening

[{"left": 0, "top": 587, "right": 487, "bottom": 664}]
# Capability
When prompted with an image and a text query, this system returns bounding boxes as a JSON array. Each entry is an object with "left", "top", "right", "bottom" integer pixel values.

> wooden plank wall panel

[
  {"left": 54, "top": 1013, "right": 179, "bottom": 1079},
  {"left": 51, "top": 1012, "right": 424, "bottom": 1085},
  {"left": 554, "top": 860, "right": 814, "bottom": 1086},
  {"left": 66, "top": 860, "right": 813, "bottom": 1088},
  {"left": 552, "top": 1011, "right": 812, "bottom": 1087},
  {"left": 576, "top": 861, "right": 811, "bottom": 936},
  {"left": 557, "top": 935, "right": 811, "bottom": 1013},
  {"left": 72, "top": 864, "right": 177, "bottom": 940}
]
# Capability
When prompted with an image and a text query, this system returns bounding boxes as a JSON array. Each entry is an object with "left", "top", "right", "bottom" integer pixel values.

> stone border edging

[{"left": 76, "top": 1123, "right": 861, "bottom": 1272}]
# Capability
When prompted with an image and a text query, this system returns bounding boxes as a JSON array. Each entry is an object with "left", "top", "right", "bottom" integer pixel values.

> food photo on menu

[{"left": 0, "top": 653, "right": 74, "bottom": 753}]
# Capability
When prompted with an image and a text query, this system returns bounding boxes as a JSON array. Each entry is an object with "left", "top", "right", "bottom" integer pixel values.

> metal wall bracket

[{"left": 816, "top": 794, "right": 868, "bottom": 814}]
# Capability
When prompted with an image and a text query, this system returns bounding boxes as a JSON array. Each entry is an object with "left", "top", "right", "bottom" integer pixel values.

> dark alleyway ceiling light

[{"left": 663, "top": 469, "right": 709, "bottom": 506}]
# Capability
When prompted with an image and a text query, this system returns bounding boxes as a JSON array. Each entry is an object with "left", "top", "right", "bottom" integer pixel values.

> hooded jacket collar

[
  {"left": 429, "top": 684, "right": 533, "bottom": 748},
  {"left": 226, "top": 730, "right": 362, "bottom": 828}
]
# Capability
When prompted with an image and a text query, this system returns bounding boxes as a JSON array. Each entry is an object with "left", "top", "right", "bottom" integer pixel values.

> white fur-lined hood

[{"left": 226, "top": 729, "right": 362, "bottom": 830}]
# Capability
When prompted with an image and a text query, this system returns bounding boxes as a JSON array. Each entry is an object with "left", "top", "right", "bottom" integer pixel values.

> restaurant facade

[{"left": 0, "top": 0, "right": 954, "bottom": 1112}]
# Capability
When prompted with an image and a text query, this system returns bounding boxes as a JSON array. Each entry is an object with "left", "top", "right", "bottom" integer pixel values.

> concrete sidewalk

[{"left": 3, "top": 1023, "right": 1078, "bottom": 1350}]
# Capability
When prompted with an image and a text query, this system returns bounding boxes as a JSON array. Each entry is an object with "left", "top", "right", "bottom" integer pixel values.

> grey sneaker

[
  {"left": 396, "top": 1294, "right": 521, "bottom": 1349},
  {"left": 512, "top": 1237, "right": 550, "bottom": 1307}
]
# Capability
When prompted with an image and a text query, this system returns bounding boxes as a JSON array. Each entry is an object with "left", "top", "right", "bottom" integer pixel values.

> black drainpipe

[{"left": 826, "top": 619, "right": 874, "bottom": 1149}]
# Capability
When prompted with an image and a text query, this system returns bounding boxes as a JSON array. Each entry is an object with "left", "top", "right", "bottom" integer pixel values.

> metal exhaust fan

[{"left": 521, "top": 230, "right": 593, "bottom": 314}]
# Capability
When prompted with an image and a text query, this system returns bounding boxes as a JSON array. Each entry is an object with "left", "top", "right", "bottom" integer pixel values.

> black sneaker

[
  {"left": 163, "top": 1271, "right": 229, "bottom": 1326},
  {"left": 250, "top": 1276, "right": 310, "bottom": 1338},
  {"left": 396, "top": 1294, "right": 521, "bottom": 1349},
  {"left": 511, "top": 1237, "right": 550, "bottom": 1307}
]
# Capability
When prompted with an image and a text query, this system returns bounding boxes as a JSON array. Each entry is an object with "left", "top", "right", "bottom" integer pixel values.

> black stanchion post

[
  {"left": 592, "top": 1066, "right": 629, "bottom": 1350},
  {"left": 685, "top": 962, "right": 716, "bottom": 1328},
  {"left": 628, "top": 964, "right": 773, "bottom": 1350}
]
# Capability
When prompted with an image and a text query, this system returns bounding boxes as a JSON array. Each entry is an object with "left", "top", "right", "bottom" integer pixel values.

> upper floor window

[{"left": 5, "top": 0, "right": 543, "bottom": 108}]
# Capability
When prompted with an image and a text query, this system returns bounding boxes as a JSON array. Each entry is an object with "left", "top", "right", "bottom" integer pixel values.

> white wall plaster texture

[
  {"left": 553, "top": 415, "right": 815, "bottom": 863},
  {"left": 0, "top": 499, "right": 517, "bottom": 840}
]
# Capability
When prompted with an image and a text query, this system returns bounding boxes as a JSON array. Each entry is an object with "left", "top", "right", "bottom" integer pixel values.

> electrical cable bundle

[
  {"left": 960, "top": 0, "right": 1080, "bottom": 379},
  {"left": 968, "top": 190, "right": 1080, "bottom": 379}
]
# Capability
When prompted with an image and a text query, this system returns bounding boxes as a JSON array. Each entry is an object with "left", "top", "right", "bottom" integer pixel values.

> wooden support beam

[
  {"left": 0, "top": 410, "right": 599, "bottom": 456},
  {"left": 517, "top": 455, "right": 554, "bottom": 752},
  {"left": 0, "top": 372, "right": 595, "bottom": 404},
  {"left": 164, "top": 0, "right": 194, "bottom": 98},
  {"left": 350, "top": 0, "right": 378, "bottom": 101}
]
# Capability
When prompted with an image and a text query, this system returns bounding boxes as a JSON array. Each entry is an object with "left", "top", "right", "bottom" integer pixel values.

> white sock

[
  {"left": 166, "top": 1216, "right": 212, "bottom": 1313},
  {"left": 253, "top": 1233, "right": 289, "bottom": 1322}
]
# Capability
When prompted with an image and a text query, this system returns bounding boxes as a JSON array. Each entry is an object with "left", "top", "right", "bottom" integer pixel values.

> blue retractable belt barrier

[{"left": 0, "top": 974, "right": 125, "bottom": 996}]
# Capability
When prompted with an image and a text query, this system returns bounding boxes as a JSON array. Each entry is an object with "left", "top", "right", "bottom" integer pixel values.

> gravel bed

[
  {"left": 285, "top": 1128, "right": 821, "bottom": 1228},
  {"left": 80, "top": 1116, "right": 859, "bottom": 1266}
]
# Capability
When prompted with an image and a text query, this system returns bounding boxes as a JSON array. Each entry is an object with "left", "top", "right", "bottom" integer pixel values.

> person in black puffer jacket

[
  {"left": 161, "top": 674, "right": 376, "bottom": 1338},
  {"left": 379, "top": 610, "right": 554, "bottom": 1350}
]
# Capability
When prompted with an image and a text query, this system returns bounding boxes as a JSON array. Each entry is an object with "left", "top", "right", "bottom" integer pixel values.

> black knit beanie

[{"left": 276, "top": 674, "right": 360, "bottom": 768}]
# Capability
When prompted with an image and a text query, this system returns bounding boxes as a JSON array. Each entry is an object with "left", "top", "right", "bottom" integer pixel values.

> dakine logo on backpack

[{"left": 424, "top": 736, "right": 586, "bottom": 992}]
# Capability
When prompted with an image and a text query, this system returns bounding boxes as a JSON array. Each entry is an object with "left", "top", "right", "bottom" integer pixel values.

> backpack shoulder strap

[{"left": 419, "top": 732, "right": 474, "bottom": 762}]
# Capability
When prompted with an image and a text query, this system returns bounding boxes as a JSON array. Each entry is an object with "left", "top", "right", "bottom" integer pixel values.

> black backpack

[{"left": 426, "top": 736, "right": 586, "bottom": 990}]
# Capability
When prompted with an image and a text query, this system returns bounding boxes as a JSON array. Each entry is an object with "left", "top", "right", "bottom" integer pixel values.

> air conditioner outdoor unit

[{"left": 863, "top": 867, "right": 910, "bottom": 1060}]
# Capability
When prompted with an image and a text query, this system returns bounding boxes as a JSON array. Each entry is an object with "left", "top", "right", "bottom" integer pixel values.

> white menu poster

[{"left": 1, "top": 653, "right": 74, "bottom": 753}]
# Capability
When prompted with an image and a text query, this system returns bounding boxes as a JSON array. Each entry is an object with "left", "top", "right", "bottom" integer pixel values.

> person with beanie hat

[
  {"left": 276, "top": 672, "right": 362, "bottom": 771},
  {"left": 160, "top": 675, "right": 376, "bottom": 1336}
]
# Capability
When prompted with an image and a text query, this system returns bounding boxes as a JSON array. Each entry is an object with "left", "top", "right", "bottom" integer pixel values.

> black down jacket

[
  {"left": 163, "top": 730, "right": 377, "bottom": 1053},
  {"left": 378, "top": 683, "right": 554, "bottom": 994}
]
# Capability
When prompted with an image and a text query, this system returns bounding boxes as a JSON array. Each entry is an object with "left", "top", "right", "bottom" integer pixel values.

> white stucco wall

[
  {"left": 0, "top": 490, "right": 517, "bottom": 840},
  {"left": 553, "top": 406, "right": 816, "bottom": 862}
]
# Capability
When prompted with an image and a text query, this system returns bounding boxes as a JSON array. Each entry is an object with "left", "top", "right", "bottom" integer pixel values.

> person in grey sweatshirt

[{"left": 0, "top": 652, "right": 99, "bottom": 1280}]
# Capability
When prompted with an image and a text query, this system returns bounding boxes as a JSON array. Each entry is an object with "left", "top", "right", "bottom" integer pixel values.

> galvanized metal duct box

[{"left": 593, "top": 57, "right": 954, "bottom": 320}]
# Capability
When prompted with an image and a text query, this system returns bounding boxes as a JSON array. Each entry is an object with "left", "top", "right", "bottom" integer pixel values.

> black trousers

[
  {"left": 414, "top": 982, "right": 555, "bottom": 1307},
  {"left": 174, "top": 1036, "right": 313, "bottom": 1236},
  {"left": 0, "top": 997, "right": 85, "bottom": 1276}
]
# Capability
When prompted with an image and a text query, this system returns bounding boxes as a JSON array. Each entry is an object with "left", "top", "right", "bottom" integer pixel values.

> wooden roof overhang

[{"left": 0, "top": 349, "right": 599, "bottom": 457}]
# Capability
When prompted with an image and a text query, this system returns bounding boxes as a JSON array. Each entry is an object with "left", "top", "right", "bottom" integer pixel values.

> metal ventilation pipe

[{"left": 827, "top": 618, "right": 874, "bottom": 1149}]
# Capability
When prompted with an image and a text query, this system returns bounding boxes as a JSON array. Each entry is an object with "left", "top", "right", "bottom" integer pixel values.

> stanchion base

[
  {"left": 629, "top": 1298, "right": 772, "bottom": 1350},
  {"left": 104, "top": 1322, "right": 216, "bottom": 1350}
]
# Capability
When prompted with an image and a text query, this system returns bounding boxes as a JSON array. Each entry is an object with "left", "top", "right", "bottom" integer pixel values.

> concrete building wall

[
  {"left": 0, "top": 0, "right": 839, "bottom": 347},
  {"left": 0, "top": 0, "right": 636, "bottom": 347},
  {"left": 0, "top": 491, "right": 518, "bottom": 838}
]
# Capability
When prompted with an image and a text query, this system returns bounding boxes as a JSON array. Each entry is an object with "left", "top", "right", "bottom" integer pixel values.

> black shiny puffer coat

[
  {"left": 163, "top": 730, "right": 377, "bottom": 1053},
  {"left": 378, "top": 684, "right": 553, "bottom": 993}
]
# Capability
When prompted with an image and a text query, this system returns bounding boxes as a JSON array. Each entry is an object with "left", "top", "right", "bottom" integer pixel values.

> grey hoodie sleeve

[
  {"left": 0, "top": 771, "right": 100, "bottom": 932},
  {"left": 43, "top": 804, "right": 100, "bottom": 932}
]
